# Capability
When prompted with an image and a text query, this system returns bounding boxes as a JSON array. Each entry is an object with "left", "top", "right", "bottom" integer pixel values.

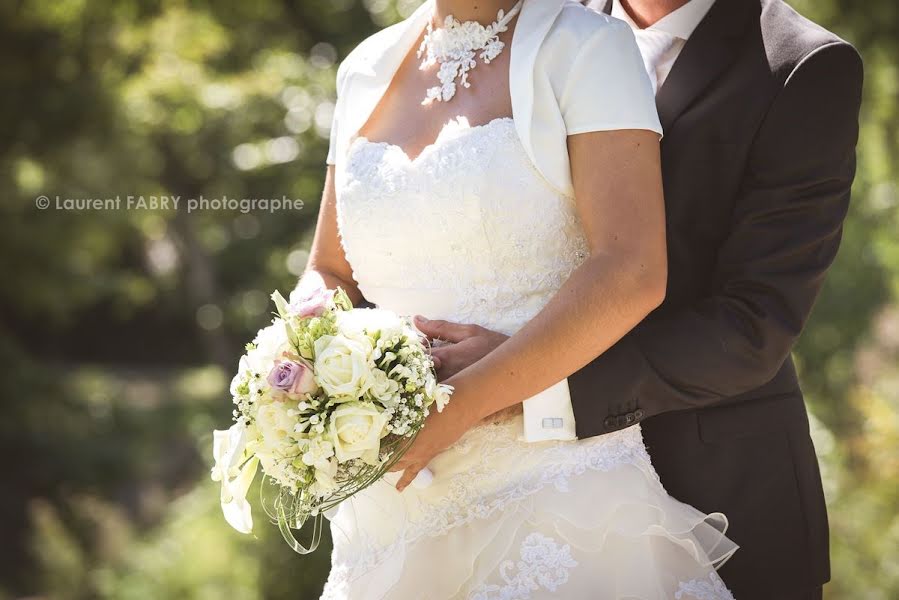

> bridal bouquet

[{"left": 210, "top": 285, "right": 452, "bottom": 552}]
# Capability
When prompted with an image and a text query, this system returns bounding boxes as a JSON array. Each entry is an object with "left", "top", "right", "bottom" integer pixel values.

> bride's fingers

[
  {"left": 395, "top": 465, "right": 422, "bottom": 492},
  {"left": 388, "top": 458, "right": 409, "bottom": 472}
]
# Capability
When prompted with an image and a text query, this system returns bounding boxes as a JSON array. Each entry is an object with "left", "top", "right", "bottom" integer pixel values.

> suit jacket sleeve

[{"left": 568, "top": 41, "right": 864, "bottom": 438}]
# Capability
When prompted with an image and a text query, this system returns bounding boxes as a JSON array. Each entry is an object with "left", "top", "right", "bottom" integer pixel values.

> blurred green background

[{"left": 1, "top": 0, "right": 896, "bottom": 598}]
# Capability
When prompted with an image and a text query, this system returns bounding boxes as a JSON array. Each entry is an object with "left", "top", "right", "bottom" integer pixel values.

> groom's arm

[{"left": 569, "top": 42, "right": 864, "bottom": 436}]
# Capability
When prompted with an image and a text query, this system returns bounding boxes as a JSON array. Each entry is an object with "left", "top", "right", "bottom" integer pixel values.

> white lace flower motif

[
  {"left": 675, "top": 573, "right": 736, "bottom": 600},
  {"left": 469, "top": 532, "right": 579, "bottom": 600},
  {"left": 417, "top": 1, "right": 523, "bottom": 105}
]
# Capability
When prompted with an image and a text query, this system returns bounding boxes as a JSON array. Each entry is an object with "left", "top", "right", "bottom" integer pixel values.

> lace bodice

[{"left": 336, "top": 117, "right": 589, "bottom": 336}]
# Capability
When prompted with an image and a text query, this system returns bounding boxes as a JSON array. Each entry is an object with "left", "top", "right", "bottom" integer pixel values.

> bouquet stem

[{"left": 277, "top": 503, "right": 325, "bottom": 554}]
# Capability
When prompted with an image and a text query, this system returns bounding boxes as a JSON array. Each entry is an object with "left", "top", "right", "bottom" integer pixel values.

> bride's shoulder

[
  {"left": 334, "top": 23, "right": 400, "bottom": 77},
  {"left": 333, "top": 13, "right": 425, "bottom": 94},
  {"left": 543, "top": 1, "right": 636, "bottom": 54}
]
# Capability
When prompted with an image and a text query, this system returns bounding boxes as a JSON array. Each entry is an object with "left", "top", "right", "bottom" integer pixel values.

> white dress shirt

[{"left": 611, "top": 0, "right": 717, "bottom": 93}]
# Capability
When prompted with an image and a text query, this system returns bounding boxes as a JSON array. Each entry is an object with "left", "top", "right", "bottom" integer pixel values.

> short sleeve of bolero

[{"left": 557, "top": 17, "right": 662, "bottom": 137}]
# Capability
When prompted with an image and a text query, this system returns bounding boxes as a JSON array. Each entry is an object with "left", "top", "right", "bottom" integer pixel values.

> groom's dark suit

[{"left": 574, "top": 0, "right": 863, "bottom": 597}]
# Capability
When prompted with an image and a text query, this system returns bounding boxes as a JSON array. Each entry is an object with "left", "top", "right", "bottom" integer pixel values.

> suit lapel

[
  {"left": 654, "top": 0, "right": 754, "bottom": 130},
  {"left": 587, "top": 0, "right": 754, "bottom": 131}
]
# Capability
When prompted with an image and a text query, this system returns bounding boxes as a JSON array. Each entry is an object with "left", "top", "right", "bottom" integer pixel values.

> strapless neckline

[
  {"left": 336, "top": 112, "right": 588, "bottom": 337},
  {"left": 350, "top": 116, "right": 514, "bottom": 164}
]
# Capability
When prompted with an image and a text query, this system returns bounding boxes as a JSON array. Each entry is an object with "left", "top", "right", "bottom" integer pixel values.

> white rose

[
  {"left": 313, "top": 334, "right": 373, "bottom": 399},
  {"left": 367, "top": 367, "right": 400, "bottom": 402},
  {"left": 255, "top": 401, "right": 297, "bottom": 448},
  {"left": 328, "top": 401, "right": 389, "bottom": 465},
  {"left": 246, "top": 321, "right": 290, "bottom": 375}
]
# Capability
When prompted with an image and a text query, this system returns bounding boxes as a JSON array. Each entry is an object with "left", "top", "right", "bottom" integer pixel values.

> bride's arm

[
  {"left": 452, "top": 128, "right": 666, "bottom": 420},
  {"left": 294, "top": 166, "right": 363, "bottom": 304},
  {"left": 392, "top": 128, "right": 665, "bottom": 488}
]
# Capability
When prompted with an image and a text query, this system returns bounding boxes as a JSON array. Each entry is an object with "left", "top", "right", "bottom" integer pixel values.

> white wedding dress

[{"left": 320, "top": 116, "right": 737, "bottom": 599}]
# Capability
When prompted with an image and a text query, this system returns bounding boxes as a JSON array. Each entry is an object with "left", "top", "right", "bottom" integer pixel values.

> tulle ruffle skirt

[{"left": 321, "top": 416, "right": 737, "bottom": 599}]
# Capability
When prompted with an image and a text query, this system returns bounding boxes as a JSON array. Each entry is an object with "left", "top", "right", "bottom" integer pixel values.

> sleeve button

[{"left": 634, "top": 409, "right": 645, "bottom": 420}]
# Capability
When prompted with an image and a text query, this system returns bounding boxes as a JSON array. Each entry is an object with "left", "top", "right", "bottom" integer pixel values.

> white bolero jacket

[
  {"left": 327, "top": 0, "right": 662, "bottom": 198},
  {"left": 326, "top": 0, "right": 662, "bottom": 442}
]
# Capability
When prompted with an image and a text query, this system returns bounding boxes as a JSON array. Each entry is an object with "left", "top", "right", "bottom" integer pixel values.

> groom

[{"left": 413, "top": 0, "right": 863, "bottom": 598}]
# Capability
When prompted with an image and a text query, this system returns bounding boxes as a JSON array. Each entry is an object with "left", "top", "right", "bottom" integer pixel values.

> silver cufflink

[{"left": 542, "top": 417, "right": 564, "bottom": 429}]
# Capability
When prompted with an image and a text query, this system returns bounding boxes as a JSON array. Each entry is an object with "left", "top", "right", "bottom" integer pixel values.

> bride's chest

[{"left": 336, "top": 119, "right": 582, "bottom": 248}]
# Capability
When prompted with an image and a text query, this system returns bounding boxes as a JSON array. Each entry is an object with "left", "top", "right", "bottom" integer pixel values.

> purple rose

[
  {"left": 267, "top": 358, "right": 318, "bottom": 396},
  {"left": 289, "top": 285, "right": 335, "bottom": 318}
]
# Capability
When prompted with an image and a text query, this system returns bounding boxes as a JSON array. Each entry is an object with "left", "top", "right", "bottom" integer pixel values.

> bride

[{"left": 298, "top": 0, "right": 737, "bottom": 597}]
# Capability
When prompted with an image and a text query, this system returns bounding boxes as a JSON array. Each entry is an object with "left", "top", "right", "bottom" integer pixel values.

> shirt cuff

[{"left": 519, "top": 378, "right": 577, "bottom": 442}]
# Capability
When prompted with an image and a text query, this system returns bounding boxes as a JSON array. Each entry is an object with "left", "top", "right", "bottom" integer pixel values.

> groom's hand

[{"left": 414, "top": 316, "right": 508, "bottom": 380}]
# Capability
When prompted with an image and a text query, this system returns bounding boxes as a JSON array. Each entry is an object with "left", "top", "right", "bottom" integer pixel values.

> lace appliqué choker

[{"left": 417, "top": 1, "right": 523, "bottom": 105}]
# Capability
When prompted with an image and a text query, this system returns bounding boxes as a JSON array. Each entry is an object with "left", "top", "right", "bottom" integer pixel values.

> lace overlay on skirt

[{"left": 325, "top": 118, "right": 737, "bottom": 599}]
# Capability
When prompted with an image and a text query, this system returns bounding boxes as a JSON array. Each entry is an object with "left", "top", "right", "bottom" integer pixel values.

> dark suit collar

[
  {"left": 656, "top": 0, "right": 755, "bottom": 130},
  {"left": 587, "top": 0, "right": 755, "bottom": 131}
]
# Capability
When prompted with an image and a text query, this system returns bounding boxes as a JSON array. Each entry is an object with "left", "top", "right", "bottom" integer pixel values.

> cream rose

[
  {"left": 313, "top": 334, "right": 373, "bottom": 399},
  {"left": 367, "top": 367, "right": 400, "bottom": 402},
  {"left": 254, "top": 401, "right": 296, "bottom": 450},
  {"left": 246, "top": 321, "right": 290, "bottom": 375},
  {"left": 328, "top": 401, "right": 389, "bottom": 465}
]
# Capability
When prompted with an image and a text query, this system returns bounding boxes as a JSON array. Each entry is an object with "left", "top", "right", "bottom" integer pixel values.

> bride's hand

[
  {"left": 388, "top": 381, "right": 482, "bottom": 492},
  {"left": 415, "top": 316, "right": 508, "bottom": 380}
]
